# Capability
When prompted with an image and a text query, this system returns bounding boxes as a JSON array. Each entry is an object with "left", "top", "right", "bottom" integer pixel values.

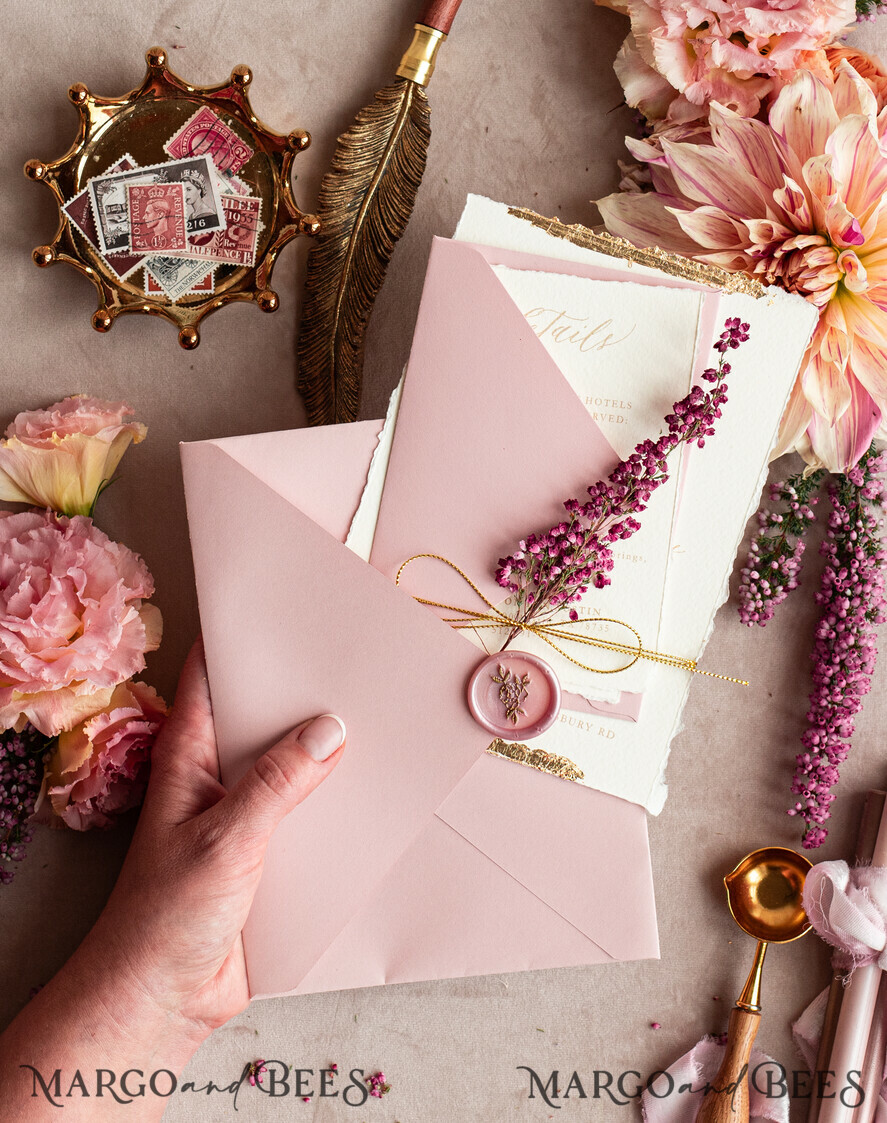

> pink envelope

[{"left": 180, "top": 238, "right": 661, "bottom": 999}]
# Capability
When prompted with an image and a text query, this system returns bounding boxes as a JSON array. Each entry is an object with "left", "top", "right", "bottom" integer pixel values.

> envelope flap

[
  {"left": 435, "top": 753, "right": 659, "bottom": 961},
  {"left": 198, "top": 419, "right": 384, "bottom": 543},
  {"left": 370, "top": 238, "right": 620, "bottom": 607},
  {"left": 181, "top": 440, "right": 490, "bottom": 996}
]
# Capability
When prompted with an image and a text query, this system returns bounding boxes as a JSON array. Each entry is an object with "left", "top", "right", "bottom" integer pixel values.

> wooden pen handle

[
  {"left": 696, "top": 1006, "right": 761, "bottom": 1123},
  {"left": 418, "top": 0, "right": 464, "bottom": 34}
]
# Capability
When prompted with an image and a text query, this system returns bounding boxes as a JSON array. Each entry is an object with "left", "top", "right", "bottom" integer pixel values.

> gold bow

[{"left": 395, "top": 554, "right": 748, "bottom": 686}]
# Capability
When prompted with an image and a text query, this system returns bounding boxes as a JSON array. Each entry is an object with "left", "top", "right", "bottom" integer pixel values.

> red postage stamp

[
  {"left": 180, "top": 194, "right": 262, "bottom": 267},
  {"left": 164, "top": 106, "right": 254, "bottom": 176},
  {"left": 128, "top": 183, "right": 187, "bottom": 254}
]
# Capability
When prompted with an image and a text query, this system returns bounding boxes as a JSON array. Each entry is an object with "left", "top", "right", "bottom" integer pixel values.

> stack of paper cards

[{"left": 349, "top": 195, "right": 818, "bottom": 812}]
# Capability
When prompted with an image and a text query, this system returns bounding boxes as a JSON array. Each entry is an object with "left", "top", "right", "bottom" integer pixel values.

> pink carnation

[
  {"left": 608, "top": 0, "right": 855, "bottom": 124},
  {"left": 0, "top": 395, "right": 146, "bottom": 517},
  {"left": 0, "top": 510, "right": 162, "bottom": 736},
  {"left": 37, "top": 681, "right": 168, "bottom": 830}
]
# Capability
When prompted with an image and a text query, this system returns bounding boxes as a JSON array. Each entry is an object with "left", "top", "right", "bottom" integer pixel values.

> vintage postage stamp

[
  {"left": 145, "top": 267, "right": 214, "bottom": 297},
  {"left": 177, "top": 194, "right": 262, "bottom": 268},
  {"left": 128, "top": 183, "right": 187, "bottom": 254},
  {"left": 63, "top": 155, "right": 144, "bottom": 279},
  {"left": 144, "top": 254, "right": 217, "bottom": 302},
  {"left": 89, "top": 166, "right": 165, "bottom": 255},
  {"left": 89, "top": 155, "right": 226, "bottom": 254},
  {"left": 164, "top": 106, "right": 254, "bottom": 176}
]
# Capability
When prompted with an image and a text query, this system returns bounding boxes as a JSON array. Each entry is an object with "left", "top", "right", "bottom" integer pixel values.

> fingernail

[{"left": 297, "top": 714, "right": 346, "bottom": 761}]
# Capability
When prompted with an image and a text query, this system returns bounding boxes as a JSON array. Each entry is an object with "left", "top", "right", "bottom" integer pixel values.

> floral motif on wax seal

[{"left": 467, "top": 651, "right": 561, "bottom": 739}]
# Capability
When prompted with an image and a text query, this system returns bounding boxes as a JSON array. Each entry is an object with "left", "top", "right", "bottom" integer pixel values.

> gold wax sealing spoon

[{"left": 697, "top": 847, "right": 812, "bottom": 1123}]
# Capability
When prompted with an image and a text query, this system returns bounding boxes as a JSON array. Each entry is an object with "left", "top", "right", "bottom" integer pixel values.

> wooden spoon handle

[
  {"left": 696, "top": 1006, "right": 761, "bottom": 1123},
  {"left": 417, "top": 0, "right": 463, "bottom": 34}
]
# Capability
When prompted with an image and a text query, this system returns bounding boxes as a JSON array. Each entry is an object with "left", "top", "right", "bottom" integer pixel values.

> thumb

[{"left": 212, "top": 714, "right": 345, "bottom": 841}]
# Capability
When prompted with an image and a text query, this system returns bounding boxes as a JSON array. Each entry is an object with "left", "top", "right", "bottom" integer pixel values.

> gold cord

[{"left": 395, "top": 554, "right": 748, "bottom": 686}]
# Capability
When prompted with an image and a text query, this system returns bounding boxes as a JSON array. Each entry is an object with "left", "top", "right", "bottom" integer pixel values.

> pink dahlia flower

[
  {"left": 0, "top": 395, "right": 146, "bottom": 517},
  {"left": 598, "top": 64, "right": 887, "bottom": 472},
  {"left": 0, "top": 510, "right": 162, "bottom": 736},
  {"left": 604, "top": 0, "right": 855, "bottom": 125},
  {"left": 36, "top": 680, "right": 168, "bottom": 830}
]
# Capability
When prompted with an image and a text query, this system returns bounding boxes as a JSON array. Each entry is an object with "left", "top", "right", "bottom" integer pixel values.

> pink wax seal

[{"left": 467, "top": 651, "right": 561, "bottom": 739}]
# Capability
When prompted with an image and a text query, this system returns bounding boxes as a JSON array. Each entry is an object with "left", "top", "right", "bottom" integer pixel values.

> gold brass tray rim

[{"left": 24, "top": 46, "right": 320, "bottom": 349}]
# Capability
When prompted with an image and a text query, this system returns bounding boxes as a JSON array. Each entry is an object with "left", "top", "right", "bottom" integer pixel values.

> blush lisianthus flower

[
  {"left": 36, "top": 681, "right": 168, "bottom": 831},
  {"left": 603, "top": 0, "right": 855, "bottom": 126},
  {"left": 0, "top": 510, "right": 162, "bottom": 737},
  {"left": 0, "top": 395, "right": 146, "bottom": 517},
  {"left": 598, "top": 64, "right": 887, "bottom": 472}
]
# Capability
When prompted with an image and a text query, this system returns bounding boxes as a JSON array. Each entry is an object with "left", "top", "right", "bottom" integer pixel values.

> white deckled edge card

[
  {"left": 454, "top": 195, "right": 817, "bottom": 812},
  {"left": 348, "top": 195, "right": 819, "bottom": 812}
]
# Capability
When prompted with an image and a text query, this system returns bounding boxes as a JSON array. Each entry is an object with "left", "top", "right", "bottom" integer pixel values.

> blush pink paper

[
  {"left": 456, "top": 238, "right": 721, "bottom": 531},
  {"left": 181, "top": 408, "right": 660, "bottom": 998},
  {"left": 182, "top": 441, "right": 490, "bottom": 993},
  {"left": 294, "top": 813, "right": 626, "bottom": 995},
  {"left": 370, "top": 238, "right": 621, "bottom": 607},
  {"left": 211, "top": 420, "right": 383, "bottom": 545}
]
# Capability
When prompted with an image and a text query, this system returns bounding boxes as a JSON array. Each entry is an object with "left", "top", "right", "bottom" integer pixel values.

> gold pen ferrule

[{"left": 397, "top": 24, "right": 447, "bottom": 87}]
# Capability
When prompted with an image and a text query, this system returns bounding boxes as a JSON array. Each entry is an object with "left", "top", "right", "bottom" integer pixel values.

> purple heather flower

[
  {"left": 1, "top": 725, "right": 50, "bottom": 886},
  {"left": 495, "top": 319, "right": 746, "bottom": 626},
  {"left": 738, "top": 470, "right": 824, "bottom": 626},
  {"left": 787, "top": 446, "right": 887, "bottom": 848}
]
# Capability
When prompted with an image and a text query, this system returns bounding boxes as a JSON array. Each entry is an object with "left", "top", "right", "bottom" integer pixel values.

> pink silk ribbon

[
  {"left": 641, "top": 1037, "right": 789, "bottom": 1122},
  {"left": 803, "top": 861, "right": 887, "bottom": 971}
]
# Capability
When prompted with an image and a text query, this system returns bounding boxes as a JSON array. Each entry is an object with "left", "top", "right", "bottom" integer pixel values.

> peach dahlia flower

[{"left": 598, "top": 64, "right": 887, "bottom": 472}]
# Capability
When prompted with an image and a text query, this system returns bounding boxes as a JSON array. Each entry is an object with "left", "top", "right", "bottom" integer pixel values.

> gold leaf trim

[
  {"left": 486, "top": 737, "right": 585, "bottom": 782},
  {"left": 506, "top": 207, "right": 766, "bottom": 299}
]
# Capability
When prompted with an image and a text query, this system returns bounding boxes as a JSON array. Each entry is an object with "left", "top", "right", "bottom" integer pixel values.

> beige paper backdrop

[{"left": 2, "top": 2, "right": 886, "bottom": 1119}]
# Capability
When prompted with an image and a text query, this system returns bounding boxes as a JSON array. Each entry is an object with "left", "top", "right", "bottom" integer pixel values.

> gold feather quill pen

[{"left": 298, "top": 0, "right": 464, "bottom": 425}]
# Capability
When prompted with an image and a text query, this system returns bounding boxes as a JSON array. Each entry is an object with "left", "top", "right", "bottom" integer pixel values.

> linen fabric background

[{"left": 2, "top": 2, "right": 886, "bottom": 1119}]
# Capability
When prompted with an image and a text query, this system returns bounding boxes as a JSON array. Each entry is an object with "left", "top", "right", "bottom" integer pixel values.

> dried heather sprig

[
  {"left": 496, "top": 318, "right": 749, "bottom": 627},
  {"left": 1, "top": 725, "right": 51, "bottom": 886},
  {"left": 738, "top": 469, "right": 825, "bottom": 626},
  {"left": 856, "top": 0, "right": 887, "bottom": 21},
  {"left": 247, "top": 1059, "right": 267, "bottom": 1087},
  {"left": 789, "top": 446, "right": 887, "bottom": 848}
]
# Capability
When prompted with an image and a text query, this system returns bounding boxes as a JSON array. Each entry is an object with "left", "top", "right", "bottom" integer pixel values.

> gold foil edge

[
  {"left": 506, "top": 207, "right": 766, "bottom": 299},
  {"left": 486, "top": 737, "right": 585, "bottom": 783}
]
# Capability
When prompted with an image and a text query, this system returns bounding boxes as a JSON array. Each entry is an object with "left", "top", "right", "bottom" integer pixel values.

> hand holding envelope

[
  {"left": 181, "top": 235, "right": 670, "bottom": 998},
  {"left": 181, "top": 418, "right": 658, "bottom": 999}
]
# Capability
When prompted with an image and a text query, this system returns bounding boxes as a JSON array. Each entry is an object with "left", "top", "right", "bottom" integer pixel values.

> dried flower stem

[
  {"left": 789, "top": 445, "right": 887, "bottom": 848},
  {"left": 738, "top": 468, "right": 825, "bottom": 626},
  {"left": 496, "top": 318, "right": 749, "bottom": 631}
]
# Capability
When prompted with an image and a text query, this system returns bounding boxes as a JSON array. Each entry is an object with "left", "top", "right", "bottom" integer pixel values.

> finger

[
  {"left": 152, "top": 635, "right": 219, "bottom": 779},
  {"left": 204, "top": 714, "right": 345, "bottom": 842}
]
